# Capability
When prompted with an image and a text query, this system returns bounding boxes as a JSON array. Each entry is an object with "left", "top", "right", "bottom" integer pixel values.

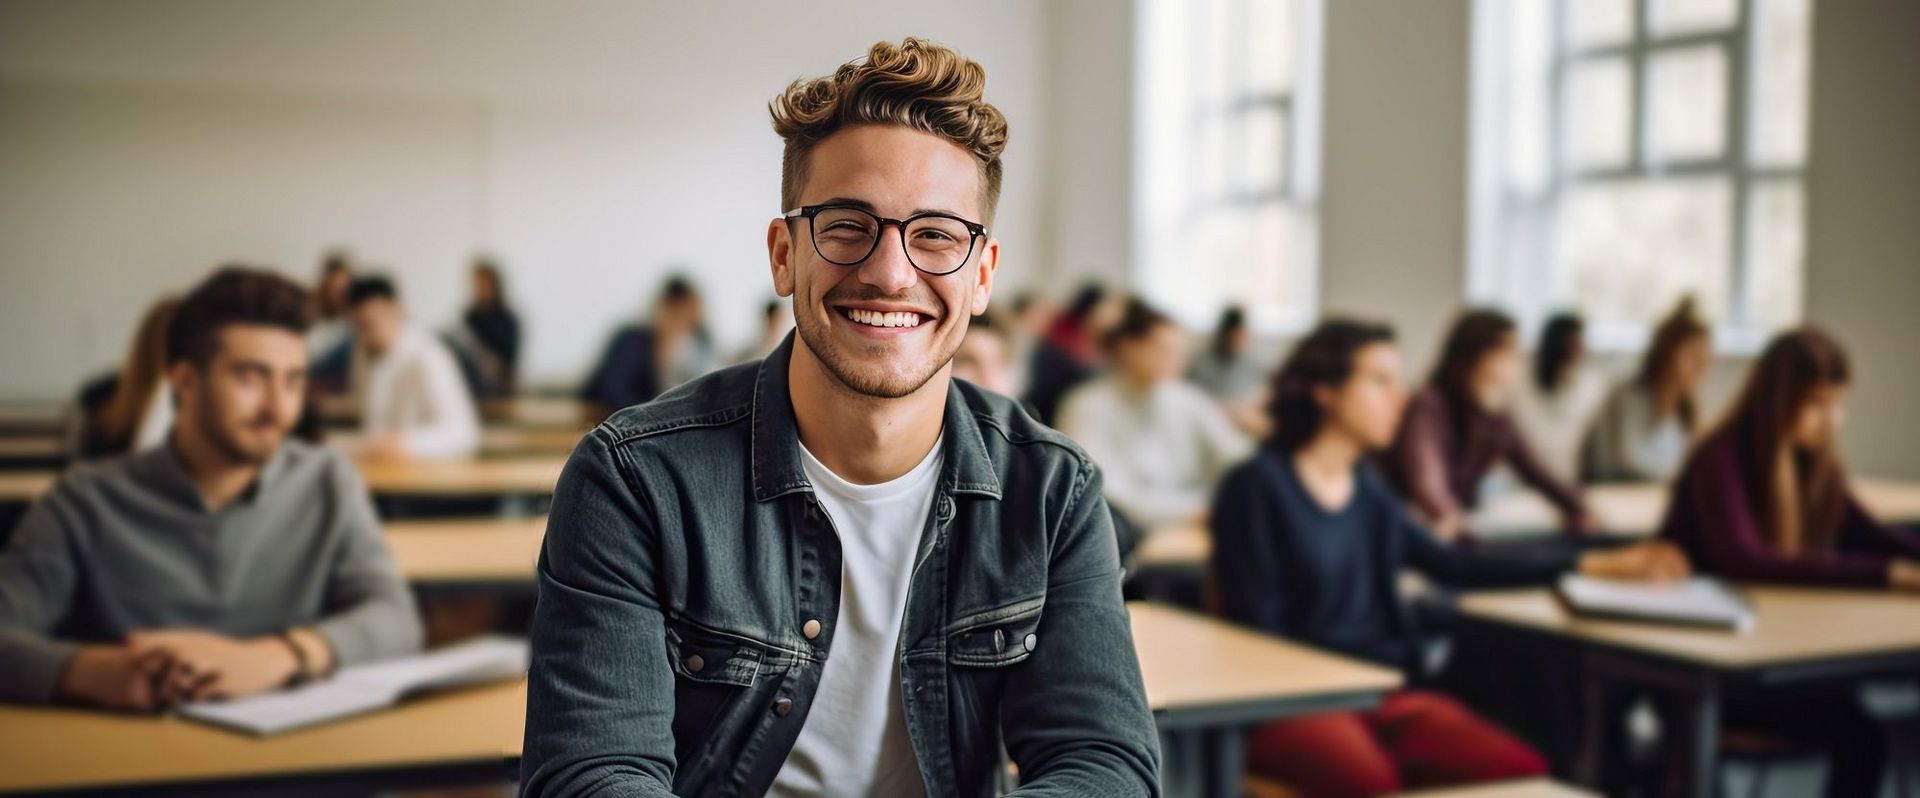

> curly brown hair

[{"left": 770, "top": 37, "right": 1009, "bottom": 222}]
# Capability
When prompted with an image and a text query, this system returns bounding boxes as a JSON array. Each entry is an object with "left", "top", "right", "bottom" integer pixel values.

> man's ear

[
  {"left": 165, "top": 360, "right": 195, "bottom": 406},
  {"left": 970, "top": 238, "right": 1000, "bottom": 317},
  {"left": 768, "top": 219, "right": 796, "bottom": 299}
]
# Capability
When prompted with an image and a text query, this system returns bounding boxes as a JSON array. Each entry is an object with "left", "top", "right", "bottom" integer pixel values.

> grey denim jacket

[{"left": 520, "top": 335, "right": 1160, "bottom": 797}]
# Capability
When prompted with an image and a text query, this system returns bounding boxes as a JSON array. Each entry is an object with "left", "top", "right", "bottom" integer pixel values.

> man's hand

[
  {"left": 127, "top": 629, "right": 299, "bottom": 704},
  {"left": 1576, "top": 540, "right": 1692, "bottom": 582},
  {"left": 54, "top": 644, "right": 172, "bottom": 712}
]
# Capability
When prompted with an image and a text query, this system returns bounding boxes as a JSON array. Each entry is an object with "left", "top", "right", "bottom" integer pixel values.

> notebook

[
  {"left": 1555, "top": 575, "right": 1756, "bottom": 632},
  {"left": 176, "top": 635, "right": 529, "bottom": 736}
]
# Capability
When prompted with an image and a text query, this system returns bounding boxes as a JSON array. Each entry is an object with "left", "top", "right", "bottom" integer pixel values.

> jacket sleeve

[
  {"left": 520, "top": 431, "right": 681, "bottom": 797},
  {"left": 1001, "top": 462, "right": 1162, "bottom": 797}
]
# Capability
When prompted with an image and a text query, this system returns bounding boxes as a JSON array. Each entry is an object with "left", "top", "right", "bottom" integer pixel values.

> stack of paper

[
  {"left": 177, "top": 636, "right": 529, "bottom": 735},
  {"left": 1556, "top": 575, "right": 1755, "bottom": 632}
]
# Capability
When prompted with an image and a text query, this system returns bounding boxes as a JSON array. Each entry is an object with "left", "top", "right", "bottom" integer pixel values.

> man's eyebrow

[{"left": 815, "top": 197, "right": 972, "bottom": 220}]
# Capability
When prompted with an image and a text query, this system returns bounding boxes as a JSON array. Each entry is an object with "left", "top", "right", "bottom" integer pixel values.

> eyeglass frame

[{"left": 781, "top": 204, "right": 989, "bottom": 276}]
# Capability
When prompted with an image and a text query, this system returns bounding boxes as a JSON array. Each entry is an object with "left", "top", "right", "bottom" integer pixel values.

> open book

[
  {"left": 177, "top": 636, "right": 529, "bottom": 735},
  {"left": 1556, "top": 575, "right": 1755, "bottom": 632}
]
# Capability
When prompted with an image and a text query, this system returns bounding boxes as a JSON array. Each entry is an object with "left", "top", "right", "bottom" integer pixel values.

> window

[
  {"left": 1469, "top": 0, "right": 1811, "bottom": 351},
  {"left": 1135, "top": 0, "right": 1323, "bottom": 334}
]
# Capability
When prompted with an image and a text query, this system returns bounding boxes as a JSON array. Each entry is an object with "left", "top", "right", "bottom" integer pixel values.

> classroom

[{"left": 1, "top": 1, "right": 1917, "bottom": 797}]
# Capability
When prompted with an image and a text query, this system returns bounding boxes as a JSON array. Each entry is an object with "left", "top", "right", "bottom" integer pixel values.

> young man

[
  {"left": 346, "top": 275, "right": 481, "bottom": 459},
  {"left": 521, "top": 39, "right": 1160, "bottom": 797},
  {"left": 0, "top": 267, "right": 421, "bottom": 709}
]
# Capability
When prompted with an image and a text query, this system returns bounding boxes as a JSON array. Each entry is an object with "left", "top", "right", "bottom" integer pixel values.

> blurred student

[
  {"left": 458, "top": 255, "right": 522, "bottom": 397},
  {"left": 1189, "top": 305, "right": 1272, "bottom": 437},
  {"left": 346, "top": 276, "right": 481, "bottom": 459},
  {"left": 308, "top": 252, "right": 356, "bottom": 395},
  {"left": 1023, "top": 283, "right": 1119, "bottom": 425},
  {"left": 733, "top": 297, "right": 794, "bottom": 364},
  {"left": 951, "top": 312, "right": 1018, "bottom": 397},
  {"left": 1511, "top": 312, "right": 1609, "bottom": 484},
  {"left": 998, "top": 291, "right": 1053, "bottom": 397},
  {"left": 1382, "top": 309, "right": 1593, "bottom": 541},
  {"left": 1658, "top": 328, "right": 1909, "bottom": 798},
  {"left": 1058, "top": 298, "right": 1251, "bottom": 530},
  {"left": 580, "top": 274, "right": 715, "bottom": 420},
  {"left": 1583, "top": 299, "right": 1711, "bottom": 482},
  {"left": 0, "top": 267, "right": 421, "bottom": 710},
  {"left": 1212, "top": 319, "right": 1688, "bottom": 797},
  {"left": 68, "top": 296, "right": 180, "bottom": 459}
]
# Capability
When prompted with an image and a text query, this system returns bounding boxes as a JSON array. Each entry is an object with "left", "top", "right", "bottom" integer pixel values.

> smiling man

[{"left": 520, "top": 39, "right": 1159, "bottom": 798}]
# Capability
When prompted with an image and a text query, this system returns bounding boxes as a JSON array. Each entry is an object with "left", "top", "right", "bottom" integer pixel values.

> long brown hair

[
  {"left": 1428, "top": 309, "right": 1518, "bottom": 442},
  {"left": 1718, "top": 327, "right": 1851, "bottom": 554},
  {"left": 94, "top": 296, "right": 181, "bottom": 451},
  {"left": 1638, "top": 297, "right": 1710, "bottom": 430}
]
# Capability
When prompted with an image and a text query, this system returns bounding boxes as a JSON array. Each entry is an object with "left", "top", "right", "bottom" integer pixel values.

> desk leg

[
  {"left": 1575, "top": 664, "right": 1607, "bottom": 787},
  {"left": 1679, "top": 684, "right": 1722, "bottom": 798},
  {"left": 1160, "top": 729, "right": 1204, "bottom": 798},
  {"left": 1204, "top": 726, "right": 1246, "bottom": 798}
]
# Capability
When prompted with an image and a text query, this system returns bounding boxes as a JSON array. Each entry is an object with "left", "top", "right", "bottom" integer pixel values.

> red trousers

[{"left": 1247, "top": 690, "right": 1548, "bottom": 798}]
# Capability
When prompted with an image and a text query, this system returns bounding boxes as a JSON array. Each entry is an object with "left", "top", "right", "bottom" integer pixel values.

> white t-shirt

[{"left": 768, "top": 434, "right": 944, "bottom": 798}]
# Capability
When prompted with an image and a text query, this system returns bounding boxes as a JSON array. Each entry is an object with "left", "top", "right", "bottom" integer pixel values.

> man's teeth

[{"left": 844, "top": 308, "right": 924, "bottom": 328}]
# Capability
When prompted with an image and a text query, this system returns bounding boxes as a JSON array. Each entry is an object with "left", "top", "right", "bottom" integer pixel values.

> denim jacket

[{"left": 520, "top": 335, "right": 1160, "bottom": 797}]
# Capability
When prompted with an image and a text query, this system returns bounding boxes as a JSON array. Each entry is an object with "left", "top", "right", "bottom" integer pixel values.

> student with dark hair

[
  {"left": 1189, "top": 305, "right": 1272, "bottom": 437},
  {"left": 1511, "top": 312, "right": 1609, "bottom": 483},
  {"left": 1058, "top": 298, "right": 1250, "bottom": 530},
  {"left": 1382, "top": 309, "right": 1594, "bottom": 541},
  {"left": 1212, "top": 319, "right": 1687, "bottom": 797},
  {"left": 0, "top": 267, "right": 420, "bottom": 708},
  {"left": 1657, "top": 326, "right": 1911, "bottom": 798},
  {"left": 579, "top": 273, "right": 716, "bottom": 421},
  {"left": 308, "top": 252, "right": 356, "bottom": 395},
  {"left": 733, "top": 297, "right": 794, "bottom": 364},
  {"left": 1023, "top": 282, "right": 1121, "bottom": 425},
  {"left": 346, "top": 275, "right": 480, "bottom": 459},
  {"left": 458, "top": 255, "right": 522, "bottom": 396},
  {"left": 1583, "top": 298, "right": 1712, "bottom": 482}
]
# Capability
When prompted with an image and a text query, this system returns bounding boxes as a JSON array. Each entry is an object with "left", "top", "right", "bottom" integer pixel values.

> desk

[
  {"left": 0, "top": 470, "right": 56, "bottom": 505},
  {"left": 0, "top": 434, "right": 65, "bottom": 468},
  {"left": 1396, "top": 779, "right": 1598, "bottom": 798},
  {"left": 0, "top": 679, "right": 525, "bottom": 796},
  {"left": 480, "top": 397, "right": 592, "bottom": 429},
  {"left": 0, "top": 403, "right": 64, "bottom": 436},
  {"left": 1454, "top": 586, "right": 1920, "bottom": 796},
  {"left": 1472, "top": 478, "right": 1920, "bottom": 539},
  {"left": 387, "top": 517, "right": 545, "bottom": 588},
  {"left": 479, "top": 426, "right": 587, "bottom": 457},
  {"left": 358, "top": 456, "right": 567, "bottom": 500},
  {"left": 1131, "top": 601, "right": 1403, "bottom": 798},
  {"left": 1136, "top": 523, "right": 1210, "bottom": 569}
]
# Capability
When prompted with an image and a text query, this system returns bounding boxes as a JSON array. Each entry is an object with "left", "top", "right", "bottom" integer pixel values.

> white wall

[
  {"left": 0, "top": 0, "right": 1046, "bottom": 398},
  {"left": 1804, "top": 0, "right": 1920, "bottom": 479}
]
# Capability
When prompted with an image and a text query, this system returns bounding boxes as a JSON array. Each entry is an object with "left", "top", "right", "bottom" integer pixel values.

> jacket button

[
  {"left": 803, "top": 619, "right": 822, "bottom": 639},
  {"left": 1023, "top": 633, "right": 1037, "bottom": 653},
  {"left": 684, "top": 654, "right": 705, "bottom": 673},
  {"left": 773, "top": 698, "right": 794, "bottom": 717}
]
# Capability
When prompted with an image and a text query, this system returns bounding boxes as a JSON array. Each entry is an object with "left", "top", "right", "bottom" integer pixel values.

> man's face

[
  {"left": 768, "top": 124, "right": 999, "bottom": 399},
  {"left": 169, "top": 325, "right": 309, "bottom": 465},
  {"left": 350, "top": 298, "right": 403, "bottom": 354}
]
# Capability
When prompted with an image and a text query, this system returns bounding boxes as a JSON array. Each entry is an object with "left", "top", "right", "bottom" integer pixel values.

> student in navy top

[
  {"left": 1657, "top": 326, "right": 1913, "bottom": 798},
  {"left": 1212, "top": 319, "right": 1688, "bottom": 798},
  {"left": 1382, "top": 309, "right": 1594, "bottom": 541}
]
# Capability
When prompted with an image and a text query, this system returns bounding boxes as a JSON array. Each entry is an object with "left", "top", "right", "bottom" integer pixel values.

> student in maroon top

[
  {"left": 1657, "top": 327, "right": 1913, "bottom": 798},
  {"left": 1382, "top": 309, "right": 1595, "bottom": 541},
  {"left": 1661, "top": 327, "right": 1920, "bottom": 588}
]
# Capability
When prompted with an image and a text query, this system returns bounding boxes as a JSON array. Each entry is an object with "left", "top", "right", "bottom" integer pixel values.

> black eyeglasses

[{"left": 783, "top": 204, "right": 987, "bottom": 276}]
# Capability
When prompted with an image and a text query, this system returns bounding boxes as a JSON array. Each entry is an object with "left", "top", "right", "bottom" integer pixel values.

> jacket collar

[{"left": 750, "top": 332, "right": 1002, "bottom": 502}]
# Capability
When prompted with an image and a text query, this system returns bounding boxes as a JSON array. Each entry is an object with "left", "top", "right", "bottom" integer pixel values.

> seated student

[
  {"left": 1583, "top": 298, "right": 1711, "bottom": 482},
  {"left": 456, "top": 255, "right": 522, "bottom": 398},
  {"left": 307, "top": 252, "right": 356, "bottom": 396},
  {"left": 950, "top": 312, "right": 1018, "bottom": 397},
  {"left": 1058, "top": 298, "right": 1252, "bottom": 530},
  {"left": 579, "top": 274, "right": 716, "bottom": 420},
  {"left": 1382, "top": 309, "right": 1594, "bottom": 541},
  {"left": 0, "top": 267, "right": 421, "bottom": 709},
  {"left": 1212, "top": 319, "right": 1688, "bottom": 798},
  {"left": 1658, "top": 326, "right": 1910, "bottom": 798},
  {"left": 345, "top": 275, "right": 481, "bottom": 460},
  {"left": 1510, "top": 312, "right": 1609, "bottom": 484},
  {"left": 1188, "top": 305, "right": 1272, "bottom": 437},
  {"left": 732, "top": 297, "right": 795, "bottom": 365},
  {"left": 67, "top": 296, "right": 180, "bottom": 460},
  {"left": 1023, "top": 283, "right": 1118, "bottom": 425}
]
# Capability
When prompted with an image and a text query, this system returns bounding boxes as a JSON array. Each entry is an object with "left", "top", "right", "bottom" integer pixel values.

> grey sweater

[{"left": 0, "top": 439, "right": 421, "bottom": 703}]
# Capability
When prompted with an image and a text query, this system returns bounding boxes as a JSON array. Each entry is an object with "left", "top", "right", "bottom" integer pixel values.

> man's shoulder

[
  {"left": 593, "top": 360, "right": 759, "bottom": 445},
  {"left": 956, "top": 380, "right": 1096, "bottom": 479}
]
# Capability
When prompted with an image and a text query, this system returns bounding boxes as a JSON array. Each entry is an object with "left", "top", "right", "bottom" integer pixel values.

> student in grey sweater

[{"left": 0, "top": 267, "right": 420, "bottom": 709}]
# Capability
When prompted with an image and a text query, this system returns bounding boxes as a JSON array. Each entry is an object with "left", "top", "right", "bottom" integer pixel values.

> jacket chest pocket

[{"left": 947, "top": 596, "right": 1045, "bottom": 668}]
